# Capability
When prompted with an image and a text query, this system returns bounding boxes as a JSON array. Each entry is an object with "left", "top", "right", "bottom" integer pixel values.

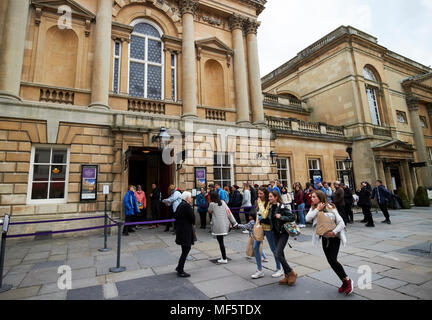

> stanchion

[
  {"left": 99, "top": 194, "right": 111, "bottom": 252},
  {"left": 0, "top": 215, "right": 12, "bottom": 293},
  {"left": 109, "top": 222, "right": 126, "bottom": 273}
]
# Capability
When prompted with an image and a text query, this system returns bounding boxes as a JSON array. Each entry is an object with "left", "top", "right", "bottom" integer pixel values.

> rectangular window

[
  {"left": 396, "top": 111, "right": 407, "bottom": 124},
  {"left": 366, "top": 87, "right": 381, "bottom": 126},
  {"left": 428, "top": 147, "right": 432, "bottom": 164},
  {"left": 28, "top": 146, "right": 70, "bottom": 204},
  {"left": 113, "top": 41, "right": 121, "bottom": 94},
  {"left": 336, "top": 160, "right": 346, "bottom": 183},
  {"left": 213, "top": 153, "right": 234, "bottom": 188},
  {"left": 277, "top": 158, "right": 292, "bottom": 191},
  {"left": 171, "top": 53, "right": 177, "bottom": 101},
  {"left": 420, "top": 116, "right": 428, "bottom": 128}
]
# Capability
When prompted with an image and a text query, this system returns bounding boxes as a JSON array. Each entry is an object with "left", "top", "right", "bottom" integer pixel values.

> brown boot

[
  {"left": 279, "top": 274, "right": 289, "bottom": 285},
  {"left": 286, "top": 270, "right": 298, "bottom": 286}
]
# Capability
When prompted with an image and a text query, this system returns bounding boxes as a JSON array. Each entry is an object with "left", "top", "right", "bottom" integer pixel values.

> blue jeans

[
  {"left": 254, "top": 230, "right": 281, "bottom": 271},
  {"left": 297, "top": 203, "right": 306, "bottom": 225}
]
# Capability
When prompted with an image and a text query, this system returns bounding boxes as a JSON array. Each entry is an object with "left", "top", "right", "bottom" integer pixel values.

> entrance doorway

[
  {"left": 390, "top": 166, "right": 402, "bottom": 192},
  {"left": 128, "top": 147, "right": 174, "bottom": 219}
]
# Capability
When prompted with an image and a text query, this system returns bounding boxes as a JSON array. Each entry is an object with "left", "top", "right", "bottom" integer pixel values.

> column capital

[
  {"left": 244, "top": 19, "right": 261, "bottom": 35},
  {"left": 406, "top": 95, "right": 419, "bottom": 111},
  {"left": 178, "top": 0, "right": 199, "bottom": 16},
  {"left": 229, "top": 14, "right": 247, "bottom": 31}
]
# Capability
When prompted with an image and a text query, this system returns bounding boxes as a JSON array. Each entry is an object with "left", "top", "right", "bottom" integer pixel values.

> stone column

[
  {"left": 89, "top": 0, "right": 112, "bottom": 109},
  {"left": 245, "top": 19, "right": 265, "bottom": 125},
  {"left": 401, "top": 160, "right": 414, "bottom": 200},
  {"left": 384, "top": 166, "right": 393, "bottom": 192},
  {"left": 376, "top": 159, "right": 385, "bottom": 182},
  {"left": 410, "top": 166, "right": 418, "bottom": 196},
  {"left": 179, "top": 0, "right": 198, "bottom": 119},
  {"left": 0, "top": 0, "right": 30, "bottom": 101},
  {"left": 230, "top": 14, "right": 250, "bottom": 125}
]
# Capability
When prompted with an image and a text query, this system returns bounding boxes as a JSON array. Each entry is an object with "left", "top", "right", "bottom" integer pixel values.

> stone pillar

[
  {"left": 230, "top": 14, "right": 250, "bottom": 125},
  {"left": 401, "top": 160, "right": 414, "bottom": 200},
  {"left": 245, "top": 19, "right": 265, "bottom": 125},
  {"left": 407, "top": 96, "right": 432, "bottom": 187},
  {"left": 410, "top": 166, "right": 418, "bottom": 196},
  {"left": 376, "top": 160, "right": 385, "bottom": 182},
  {"left": 0, "top": 0, "right": 30, "bottom": 101},
  {"left": 384, "top": 166, "right": 393, "bottom": 192},
  {"left": 179, "top": 0, "right": 198, "bottom": 119},
  {"left": 89, "top": 0, "right": 112, "bottom": 109}
]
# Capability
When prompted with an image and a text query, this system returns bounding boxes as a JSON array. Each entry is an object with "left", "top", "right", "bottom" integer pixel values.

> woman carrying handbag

[
  {"left": 208, "top": 191, "right": 238, "bottom": 264},
  {"left": 305, "top": 190, "right": 354, "bottom": 295}
]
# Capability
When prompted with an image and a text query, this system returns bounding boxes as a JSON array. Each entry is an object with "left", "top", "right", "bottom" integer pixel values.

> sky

[{"left": 257, "top": 0, "right": 432, "bottom": 77}]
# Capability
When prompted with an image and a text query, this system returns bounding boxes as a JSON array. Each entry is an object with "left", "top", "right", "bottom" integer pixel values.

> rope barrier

[
  {"left": 1, "top": 215, "right": 106, "bottom": 226},
  {"left": 123, "top": 219, "right": 175, "bottom": 227},
  {"left": 6, "top": 224, "right": 117, "bottom": 239}
]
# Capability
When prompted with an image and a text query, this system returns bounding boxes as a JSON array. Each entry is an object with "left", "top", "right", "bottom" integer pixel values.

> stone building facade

[
  {"left": 1, "top": 1, "right": 415, "bottom": 236},
  {"left": 262, "top": 26, "right": 432, "bottom": 200}
]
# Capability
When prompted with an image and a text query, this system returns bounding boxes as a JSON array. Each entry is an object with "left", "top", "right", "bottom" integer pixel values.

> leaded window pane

[
  {"left": 148, "top": 39, "right": 162, "bottom": 63},
  {"left": 113, "top": 59, "right": 119, "bottom": 93},
  {"left": 129, "top": 62, "right": 145, "bottom": 97},
  {"left": 130, "top": 35, "right": 146, "bottom": 60},
  {"left": 171, "top": 70, "right": 175, "bottom": 100},
  {"left": 147, "top": 65, "right": 162, "bottom": 99},
  {"left": 115, "top": 42, "right": 120, "bottom": 56},
  {"left": 134, "top": 23, "right": 160, "bottom": 37}
]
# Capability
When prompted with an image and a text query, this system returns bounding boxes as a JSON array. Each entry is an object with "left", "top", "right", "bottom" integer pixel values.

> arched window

[
  {"left": 129, "top": 20, "right": 163, "bottom": 99},
  {"left": 363, "top": 66, "right": 381, "bottom": 126}
]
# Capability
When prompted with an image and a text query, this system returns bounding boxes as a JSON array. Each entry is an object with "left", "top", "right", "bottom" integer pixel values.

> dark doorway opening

[
  {"left": 128, "top": 147, "right": 174, "bottom": 220},
  {"left": 390, "top": 166, "right": 402, "bottom": 192}
]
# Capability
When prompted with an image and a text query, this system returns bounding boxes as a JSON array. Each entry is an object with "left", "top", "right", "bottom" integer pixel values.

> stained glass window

[
  {"left": 113, "top": 41, "right": 121, "bottom": 94},
  {"left": 129, "top": 21, "right": 163, "bottom": 99}
]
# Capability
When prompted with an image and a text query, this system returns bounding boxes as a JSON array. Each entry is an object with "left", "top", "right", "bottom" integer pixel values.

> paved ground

[{"left": 0, "top": 207, "right": 431, "bottom": 300}]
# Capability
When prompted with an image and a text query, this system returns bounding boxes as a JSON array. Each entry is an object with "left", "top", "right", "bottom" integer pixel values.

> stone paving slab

[
  {"left": 0, "top": 286, "right": 41, "bottom": 300},
  {"left": 187, "top": 265, "right": 235, "bottom": 284},
  {"left": 396, "top": 242, "right": 432, "bottom": 257},
  {"left": 373, "top": 277, "right": 408, "bottom": 290},
  {"left": 226, "top": 276, "right": 366, "bottom": 300},
  {"left": 67, "top": 285, "right": 104, "bottom": 300},
  {"left": 26, "top": 292, "right": 67, "bottom": 300},
  {"left": 378, "top": 268, "right": 431, "bottom": 285},
  {"left": 193, "top": 274, "right": 257, "bottom": 299},
  {"left": 308, "top": 266, "right": 383, "bottom": 288},
  {"left": 114, "top": 273, "right": 208, "bottom": 300},
  {"left": 354, "top": 284, "right": 418, "bottom": 300},
  {"left": 133, "top": 248, "right": 179, "bottom": 268},
  {"left": 19, "top": 267, "right": 61, "bottom": 287}
]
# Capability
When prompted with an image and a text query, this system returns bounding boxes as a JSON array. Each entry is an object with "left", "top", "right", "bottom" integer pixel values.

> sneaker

[
  {"left": 217, "top": 258, "right": 228, "bottom": 264},
  {"left": 338, "top": 279, "right": 348, "bottom": 293},
  {"left": 251, "top": 270, "right": 264, "bottom": 279},
  {"left": 242, "top": 230, "right": 249, "bottom": 234},
  {"left": 272, "top": 269, "right": 284, "bottom": 278},
  {"left": 344, "top": 279, "right": 354, "bottom": 295},
  {"left": 262, "top": 257, "right": 269, "bottom": 263},
  {"left": 299, "top": 224, "right": 306, "bottom": 228},
  {"left": 177, "top": 271, "right": 191, "bottom": 278}
]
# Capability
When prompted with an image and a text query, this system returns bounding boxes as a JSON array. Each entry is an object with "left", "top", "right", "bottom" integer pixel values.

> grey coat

[{"left": 208, "top": 201, "right": 238, "bottom": 236}]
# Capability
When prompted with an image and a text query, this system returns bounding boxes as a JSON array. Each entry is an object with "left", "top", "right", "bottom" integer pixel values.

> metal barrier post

[
  {"left": 0, "top": 231, "right": 12, "bottom": 293},
  {"left": 109, "top": 222, "right": 126, "bottom": 273},
  {"left": 99, "top": 194, "right": 111, "bottom": 252}
]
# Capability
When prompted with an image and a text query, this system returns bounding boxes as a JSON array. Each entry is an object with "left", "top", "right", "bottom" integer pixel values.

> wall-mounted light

[
  {"left": 256, "top": 151, "right": 278, "bottom": 164},
  {"left": 151, "top": 127, "right": 171, "bottom": 151}
]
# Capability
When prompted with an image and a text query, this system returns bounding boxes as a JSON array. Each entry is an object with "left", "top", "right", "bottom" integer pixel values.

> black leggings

[
  {"left": 362, "top": 205, "right": 374, "bottom": 225},
  {"left": 177, "top": 245, "right": 191, "bottom": 272},
  {"left": 274, "top": 232, "right": 292, "bottom": 274},
  {"left": 216, "top": 235, "right": 227, "bottom": 260},
  {"left": 322, "top": 237, "right": 347, "bottom": 280}
]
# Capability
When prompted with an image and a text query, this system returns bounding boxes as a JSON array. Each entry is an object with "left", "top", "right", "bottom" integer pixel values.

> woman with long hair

[
  {"left": 260, "top": 190, "right": 297, "bottom": 285},
  {"left": 306, "top": 190, "right": 353, "bottom": 295},
  {"left": 208, "top": 190, "right": 238, "bottom": 264},
  {"left": 293, "top": 183, "right": 306, "bottom": 228}
]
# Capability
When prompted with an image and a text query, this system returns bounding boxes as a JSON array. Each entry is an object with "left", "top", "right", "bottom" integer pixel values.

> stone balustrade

[
  {"left": 263, "top": 92, "right": 301, "bottom": 107},
  {"left": 40, "top": 88, "right": 75, "bottom": 104},
  {"left": 298, "top": 120, "right": 320, "bottom": 133},
  {"left": 205, "top": 109, "right": 226, "bottom": 121},
  {"left": 128, "top": 97, "right": 166, "bottom": 114}
]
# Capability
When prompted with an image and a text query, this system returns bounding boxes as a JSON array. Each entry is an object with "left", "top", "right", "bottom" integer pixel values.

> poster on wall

[
  {"left": 194, "top": 167, "right": 207, "bottom": 190},
  {"left": 80, "top": 165, "right": 98, "bottom": 201}
]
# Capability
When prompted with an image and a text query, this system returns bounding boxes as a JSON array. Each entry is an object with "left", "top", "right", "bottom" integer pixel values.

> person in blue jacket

[
  {"left": 196, "top": 187, "right": 209, "bottom": 229},
  {"left": 268, "top": 180, "right": 281, "bottom": 196},
  {"left": 123, "top": 185, "right": 140, "bottom": 235},
  {"left": 215, "top": 183, "right": 228, "bottom": 203},
  {"left": 371, "top": 180, "right": 392, "bottom": 224}
]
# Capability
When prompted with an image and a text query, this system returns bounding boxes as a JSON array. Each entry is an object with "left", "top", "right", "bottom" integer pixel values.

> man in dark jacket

[
  {"left": 371, "top": 180, "right": 392, "bottom": 224},
  {"left": 229, "top": 185, "right": 243, "bottom": 223},
  {"left": 174, "top": 192, "right": 195, "bottom": 278},
  {"left": 356, "top": 182, "right": 374, "bottom": 227},
  {"left": 123, "top": 185, "right": 140, "bottom": 235},
  {"left": 342, "top": 183, "right": 354, "bottom": 224},
  {"left": 333, "top": 182, "right": 348, "bottom": 224},
  {"left": 150, "top": 183, "right": 161, "bottom": 228}
]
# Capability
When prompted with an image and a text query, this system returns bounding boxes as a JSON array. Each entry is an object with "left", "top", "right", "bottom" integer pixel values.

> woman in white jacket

[{"left": 306, "top": 190, "right": 353, "bottom": 295}]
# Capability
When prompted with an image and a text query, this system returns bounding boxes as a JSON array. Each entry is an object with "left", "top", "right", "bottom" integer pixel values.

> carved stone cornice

[
  {"left": 178, "top": 0, "right": 199, "bottom": 16},
  {"left": 112, "top": 21, "right": 134, "bottom": 43},
  {"left": 406, "top": 96, "right": 419, "bottom": 112},
  {"left": 244, "top": 19, "right": 260, "bottom": 35},
  {"left": 229, "top": 14, "right": 247, "bottom": 31}
]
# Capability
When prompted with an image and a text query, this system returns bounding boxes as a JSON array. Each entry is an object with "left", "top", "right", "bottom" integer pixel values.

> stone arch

[
  {"left": 43, "top": 26, "right": 78, "bottom": 88},
  {"left": 112, "top": 0, "right": 180, "bottom": 37},
  {"left": 203, "top": 59, "right": 225, "bottom": 107}
]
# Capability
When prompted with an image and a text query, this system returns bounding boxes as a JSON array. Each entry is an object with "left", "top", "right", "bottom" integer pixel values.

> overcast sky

[{"left": 257, "top": 0, "right": 432, "bottom": 76}]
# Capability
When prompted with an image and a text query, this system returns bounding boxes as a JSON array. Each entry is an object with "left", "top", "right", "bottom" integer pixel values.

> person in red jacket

[{"left": 135, "top": 185, "right": 147, "bottom": 228}]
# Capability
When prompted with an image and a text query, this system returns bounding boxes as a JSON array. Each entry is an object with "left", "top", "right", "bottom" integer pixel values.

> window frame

[
  {"left": 366, "top": 86, "right": 381, "bottom": 126},
  {"left": 396, "top": 110, "right": 408, "bottom": 124},
  {"left": 428, "top": 147, "right": 432, "bottom": 164},
  {"left": 213, "top": 152, "right": 234, "bottom": 187},
  {"left": 171, "top": 52, "right": 177, "bottom": 101},
  {"left": 420, "top": 115, "right": 428, "bottom": 129},
  {"left": 127, "top": 19, "right": 165, "bottom": 100},
  {"left": 112, "top": 40, "right": 121, "bottom": 94},
  {"left": 335, "top": 160, "right": 346, "bottom": 183},
  {"left": 27, "top": 145, "right": 70, "bottom": 205},
  {"left": 277, "top": 158, "right": 292, "bottom": 192}
]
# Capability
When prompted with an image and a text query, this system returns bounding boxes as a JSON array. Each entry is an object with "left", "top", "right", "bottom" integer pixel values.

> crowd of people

[{"left": 122, "top": 178, "right": 394, "bottom": 295}]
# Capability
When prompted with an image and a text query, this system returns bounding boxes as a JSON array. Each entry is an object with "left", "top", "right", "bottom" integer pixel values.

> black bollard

[
  {"left": 99, "top": 194, "right": 111, "bottom": 252},
  {"left": 0, "top": 232, "right": 12, "bottom": 293},
  {"left": 109, "top": 222, "right": 126, "bottom": 273}
]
